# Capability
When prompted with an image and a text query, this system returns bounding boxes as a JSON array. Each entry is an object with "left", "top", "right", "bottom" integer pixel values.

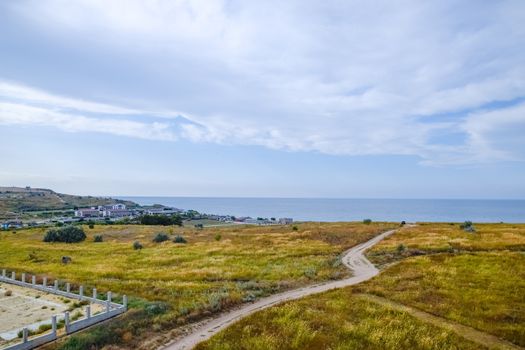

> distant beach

[{"left": 118, "top": 197, "right": 525, "bottom": 223}]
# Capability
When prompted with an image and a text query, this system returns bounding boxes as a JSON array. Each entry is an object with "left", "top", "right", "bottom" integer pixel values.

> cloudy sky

[{"left": 0, "top": 0, "right": 524, "bottom": 198}]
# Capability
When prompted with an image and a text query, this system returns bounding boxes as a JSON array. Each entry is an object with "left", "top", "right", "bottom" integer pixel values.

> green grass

[
  {"left": 357, "top": 252, "right": 525, "bottom": 346},
  {"left": 197, "top": 223, "right": 525, "bottom": 350},
  {"left": 0, "top": 222, "right": 394, "bottom": 349},
  {"left": 195, "top": 288, "right": 482, "bottom": 350}
]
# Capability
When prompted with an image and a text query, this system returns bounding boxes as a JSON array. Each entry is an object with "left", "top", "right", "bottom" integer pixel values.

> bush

[
  {"left": 292, "top": 226, "right": 298, "bottom": 231},
  {"left": 88, "top": 223, "right": 95, "bottom": 229},
  {"left": 4, "top": 290, "right": 12, "bottom": 297},
  {"left": 363, "top": 219, "right": 372, "bottom": 224},
  {"left": 140, "top": 214, "right": 182, "bottom": 226},
  {"left": 152, "top": 233, "right": 169, "bottom": 243},
  {"left": 396, "top": 243, "right": 406, "bottom": 253},
  {"left": 133, "top": 241, "right": 143, "bottom": 250},
  {"left": 43, "top": 226, "right": 86, "bottom": 243},
  {"left": 173, "top": 235, "right": 187, "bottom": 244},
  {"left": 93, "top": 235, "right": 103, "bottom": 243},
  {"left": 460, "top": 221, "right": 476, "bottom": 232},
  {"left": 214, "top": 234, "right": 222, "bottom": 241}
]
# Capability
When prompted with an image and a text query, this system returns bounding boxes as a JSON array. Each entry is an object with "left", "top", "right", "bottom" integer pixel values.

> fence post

[
  {"left": 11, "top": 271, "right": 15, "bottom": 280},
  {"left": 106, "top": 291, "right": 112, "bottom": 313},
  {"left": 86, "top": 305, "right": 91, "bottom": 319},
  {"left": 79, "top": 285, "right": 84, "bottom": 298},
  {"left": 1, "top": 269, "right": 5, "bottom": 278},
  {"left": 52, "top": 315, "right": 57, "bottom": 336},
  {"left": 32, "top": 275, "right": 36, "bottom": 285},
  {"left": 43, "top": 277, "right": 47, "bottom": 287},
  {"left": 93, "top": 288, "right": 97, "bottom": 300},
  {"left": 54, "top": 280, "right": 59, "bottom": 290},
  {"left": 66, "top": 282, "right": 71, "bottom": 293},
  {"left": 64, "top": 312, "right": 70, "bottom": 334},
  {"left": 21, "top": 273, "right": 26, "bottom": 283},
  {"left": 22, "top": 328, "right": 28, "bottom": 343},
  {"left": 123, "top": 295, "right": 128, "bottom": 310}
]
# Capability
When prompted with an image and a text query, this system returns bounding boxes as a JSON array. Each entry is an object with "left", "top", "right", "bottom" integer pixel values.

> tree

[
  {"left": 140, "top": 215, "right": 182, "bottom": 226},
  {"left": 363, "top": 219, "right": 372, "bottom": 225}
]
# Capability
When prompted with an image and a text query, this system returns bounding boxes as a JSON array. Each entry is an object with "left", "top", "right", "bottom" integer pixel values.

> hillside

[{"left": 0, "top": 186, "right": 137, "bottom": 220}]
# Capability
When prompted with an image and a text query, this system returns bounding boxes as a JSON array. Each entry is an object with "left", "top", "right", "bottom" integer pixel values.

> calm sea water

[{"left": 118, "top": 197, "right": 525, "bottom": 223}]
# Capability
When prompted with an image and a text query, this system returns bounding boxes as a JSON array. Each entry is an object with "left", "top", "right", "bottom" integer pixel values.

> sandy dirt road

[{"left": 163, "top": 228, "right": 398, "bottom": 350}]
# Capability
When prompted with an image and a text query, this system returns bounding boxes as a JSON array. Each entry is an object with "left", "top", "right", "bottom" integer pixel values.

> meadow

[
  {"left": 195, "top": 288, "right": 483, "bottom": 350},
  {"left": 198, "top": 223, "right": 525, "bottom": 350},
  {"left": 367, "top": 222, "right": 525, "bottom": 266},
  {"left": 0, "top": 222, "right": 395, "bottom": 349}
]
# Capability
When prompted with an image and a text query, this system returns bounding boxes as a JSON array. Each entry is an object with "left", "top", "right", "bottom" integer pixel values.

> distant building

[
  {"left": 98, "top": 204, "right": 126, "bottom": 211},
  {"left": 74, "top": 208, "right": 101, "bottom": 218},
  {"left": 278, "top": 218, "right": 293, "bottom": 225},
  {"left": 102, "top": 209, "right": 133, "bottom": 218},
  {"left": 1, "top": 220, "right": 23, "bottom": 229}
]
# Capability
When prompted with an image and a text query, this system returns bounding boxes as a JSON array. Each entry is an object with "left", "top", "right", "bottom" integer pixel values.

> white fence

[{"left": 0, "top": 269, "right": 127, "bottom": 350}]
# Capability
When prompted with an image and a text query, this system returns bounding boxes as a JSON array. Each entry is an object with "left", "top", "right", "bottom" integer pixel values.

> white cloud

[
  {"left": 2, "top": 0, "right": 525, "bottom": 164},
  {"left": 0, "top": 102, "right": 177, "bottom": 141}
]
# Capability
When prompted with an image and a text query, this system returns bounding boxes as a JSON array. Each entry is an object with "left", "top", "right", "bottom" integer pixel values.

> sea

[{"left": 118, "top": 197, "right": 525, "bottom": 223}]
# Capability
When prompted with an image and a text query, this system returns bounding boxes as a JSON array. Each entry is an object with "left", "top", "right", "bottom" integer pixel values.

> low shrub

[
  {"left": 43, "top": 226, "right": 86, "bottom": 243},
  {"left": 460, "top": 221, "right": 476, "bottom": 232},
  {"left": 363, "top": 219, "right": 372, "bottom": 224},
  {"left": 214, "top": 234, "right": 222, "bottom": 241},
  {"left": 133, "top": 241, "right": 143, "bottom": 250},
  {"left": 173, "top": 235, "right": 187, "bottom": 244},
  {"left": 153, "top": 233, "right": 169, "bottom": 243},
  {"left": 93, "top": 235, "right": 103, "bottom": 242},
  {"left": 292, "top": 226, "right": 298, "bottom": 231}
]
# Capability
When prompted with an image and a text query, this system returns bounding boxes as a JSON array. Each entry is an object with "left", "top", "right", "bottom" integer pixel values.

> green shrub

[
  {"left": 43, "top": 226, "right": 86, "bottom": 243},
  {"left": 292, "top": 226, "right": 298, "bottom": 231},
  {"left": 152, "top": 233, "right": 169, "bottom": 243},
  {"left": 460, "top": 221, "right": 476, "bottom": 232},
  {"left": 396, "top": 243, "right": 406, "bottom": 253},
  {"left": 93, "top": 235, "right": 103, "bottom": 243},
  {"left": 140, "top": 214, "right": 182, "bottom": 226},
  {"left": 133, "top": 241, "right": 143, "bottom": 250},
  {"left": 363, "top": 219, "right": 372, "bottom": 224},
  {"left": 214, "top": 234, "right": 222, "bottom": 241},
  {"left": 88, "top": 223, "right": 95, "bottom": 229},
  {"left": 173, "top": 235, "right": 187, "bottom": 244}
]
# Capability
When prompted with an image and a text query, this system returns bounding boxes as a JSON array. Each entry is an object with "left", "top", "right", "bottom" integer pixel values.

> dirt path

[
  {"left": 358, "top": 294, "right": 523, "bottom": 350},
  {"left": 163, "top": 228, "right": 398, "bottom": 350}
]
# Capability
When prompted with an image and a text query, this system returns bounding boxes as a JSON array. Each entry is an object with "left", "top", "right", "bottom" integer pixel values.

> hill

[{"left": 0, "top": 186, "right": 137, "bottom": 220}]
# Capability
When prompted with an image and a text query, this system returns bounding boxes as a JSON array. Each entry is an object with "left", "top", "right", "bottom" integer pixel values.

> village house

[{"left": 74, "top": 208, "right": 102, "bottom": 218}]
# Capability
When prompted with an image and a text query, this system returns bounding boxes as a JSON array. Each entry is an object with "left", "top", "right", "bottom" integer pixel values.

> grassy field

[
  {"left": 357, "top": 252, "right": 525, "bottom": 346},
  {"left": 198, "top": 223, "right": 525, "bottom": 349},
  {"left": 367, "top": 223, "right": 525, "bottom": 266},
  {"left": 0, "top": 221, "right": 394, "bottom": 349},
  {"left": 195, "top": 288, "right": 482, "bottom": 350}
]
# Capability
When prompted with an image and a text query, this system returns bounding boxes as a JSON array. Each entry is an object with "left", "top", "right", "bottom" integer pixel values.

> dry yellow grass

[{"left": 367, "top": 223, "right": 525, "bottom": 266}]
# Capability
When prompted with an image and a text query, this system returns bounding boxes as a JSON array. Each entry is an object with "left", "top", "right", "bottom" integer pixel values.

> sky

[{"left": 0, "top": 0, "right": 524, "bottom": 198}]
